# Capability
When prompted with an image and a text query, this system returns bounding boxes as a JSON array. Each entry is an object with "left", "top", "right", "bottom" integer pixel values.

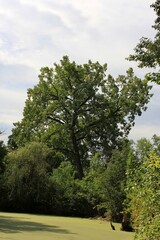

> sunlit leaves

[{"left": 126, "top": 140, "right": 160, "bottom": 240}]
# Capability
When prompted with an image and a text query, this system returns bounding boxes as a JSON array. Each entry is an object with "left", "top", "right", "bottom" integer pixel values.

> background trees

[{"left": 8, "top": 56, "right": 152, "bottom": 179}]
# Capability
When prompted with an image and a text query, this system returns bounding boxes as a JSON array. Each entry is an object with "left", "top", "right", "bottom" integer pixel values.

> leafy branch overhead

[{"left": 128, "top": 0, "right": 160, "bottom": 84}]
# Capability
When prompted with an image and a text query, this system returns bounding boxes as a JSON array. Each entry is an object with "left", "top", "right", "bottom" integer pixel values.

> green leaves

[
  {"left": 134, "top": 154, "right": 160, "bottom": 240},
  {"left": 125, "top": 137, "right": 160, "bottom": 239},
  {"left": 128, "top": 1, "right": 160, "bottom": 84}
]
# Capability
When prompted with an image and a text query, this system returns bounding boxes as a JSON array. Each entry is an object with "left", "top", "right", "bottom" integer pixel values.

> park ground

[{"left": 0, "top": 212, "right": 134, "bottom": 240}]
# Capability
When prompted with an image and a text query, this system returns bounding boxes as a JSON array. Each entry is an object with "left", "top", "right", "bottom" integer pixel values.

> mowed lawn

[{"left": 0, "top": 212, "right": 134, "bottom": 240}]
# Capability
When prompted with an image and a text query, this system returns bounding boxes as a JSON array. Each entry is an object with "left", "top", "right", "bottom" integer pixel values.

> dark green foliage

[
  {"left": 0, "top": 139, "right": 7, "bottom": 210},
  {"left": 49, "top": 142, "right": 133, "bottom": 219},
  {"left": 0, "top": 140, "right": 7, "bottom": 175},
  {"left": 50, "top": 162, "right": 96, "bottom": 217},
  {"left": 2, "top": 142, "right": 132, "bottom": 218},
  {"left": 98, "top": 141, "right": 133, "bottom": 221}
]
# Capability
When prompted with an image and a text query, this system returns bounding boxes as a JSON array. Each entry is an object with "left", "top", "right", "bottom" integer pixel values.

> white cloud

[{"left": 0, "top": 0, "right": 155, "bottom": 70}]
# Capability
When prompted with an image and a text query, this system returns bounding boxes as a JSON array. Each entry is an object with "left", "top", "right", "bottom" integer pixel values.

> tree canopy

[{"left": 8, "top": 56, "right": 152, "bottom": 179}]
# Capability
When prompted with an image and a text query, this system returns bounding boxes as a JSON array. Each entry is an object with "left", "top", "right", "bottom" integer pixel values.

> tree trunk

[
  {"left": 71, "top": 130, "right": 84, "bottom": 180},
  {"left": 121, "top": 212, "right": 133, "bottom": 232}
]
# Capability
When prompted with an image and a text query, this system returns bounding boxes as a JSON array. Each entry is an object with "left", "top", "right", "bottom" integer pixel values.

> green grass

[{"left": 0, "top": 212, "right": 134, "bottom": 240}]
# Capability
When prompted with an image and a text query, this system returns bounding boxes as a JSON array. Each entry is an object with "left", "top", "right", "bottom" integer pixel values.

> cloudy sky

[{"left": 0, "top": 0, "right": 160, "bottom": 143}]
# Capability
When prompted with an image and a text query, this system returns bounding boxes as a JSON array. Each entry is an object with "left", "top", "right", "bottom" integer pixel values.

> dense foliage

[
  {"left": 125, "top": 137, "right": 160, "bottom": 239},
  {"left": 0, "top": 136, "right": 7, "bottom": 210},
  {"left": 0, "top": 140, "right": 7, "bottom": 175},
  {"left": 0, "top": 141, "right": 131, "bottom": 218}
]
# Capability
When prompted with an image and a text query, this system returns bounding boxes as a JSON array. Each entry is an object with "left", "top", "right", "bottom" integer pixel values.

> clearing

[{"left": 0, "top": 212, "right": 134, "bottom": 240}]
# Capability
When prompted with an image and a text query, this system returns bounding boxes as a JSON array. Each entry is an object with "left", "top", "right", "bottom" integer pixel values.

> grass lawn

[{"left": 0, "top": 212, "right": 134, "bottom": 240}]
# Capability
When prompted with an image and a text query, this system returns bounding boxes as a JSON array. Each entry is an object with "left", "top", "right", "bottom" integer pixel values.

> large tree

[
  {"left": 8, "top": 56, "right": 152, "bottom": 179},
  {"left": 128, "top": 0, "right": 160, "bottom": 84}
]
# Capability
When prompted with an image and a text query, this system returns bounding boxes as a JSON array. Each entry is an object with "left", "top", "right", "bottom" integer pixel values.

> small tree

[{"left": 3, "top": 142, "right": 52, "bottom": 213}]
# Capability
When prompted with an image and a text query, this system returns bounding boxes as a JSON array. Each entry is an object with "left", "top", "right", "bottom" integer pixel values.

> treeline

[
  {"left": 0, "top": 139, "right": 131, "bottom": 217},
  {"left": 0, "top": 137, "right": 160, "bottom": 234}
]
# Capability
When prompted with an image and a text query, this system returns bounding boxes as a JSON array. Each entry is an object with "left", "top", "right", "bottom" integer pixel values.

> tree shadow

[{"left": 0, "top": 215, "right": 73, "bottom": 234}]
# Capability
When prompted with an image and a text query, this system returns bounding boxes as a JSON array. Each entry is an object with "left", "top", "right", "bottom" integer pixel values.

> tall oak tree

[{"left": 9, "top": 56, "right": 152, "bottom": 179}]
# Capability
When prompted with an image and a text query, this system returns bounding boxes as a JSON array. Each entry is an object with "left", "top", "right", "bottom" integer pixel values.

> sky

[{"left": 0, "top": 0, "right": 160, "bottom": 144}]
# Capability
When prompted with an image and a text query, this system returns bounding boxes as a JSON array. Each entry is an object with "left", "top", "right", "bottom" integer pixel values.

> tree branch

[{"left": 47, "top": 115, "right": 65, "bottom": 124}]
